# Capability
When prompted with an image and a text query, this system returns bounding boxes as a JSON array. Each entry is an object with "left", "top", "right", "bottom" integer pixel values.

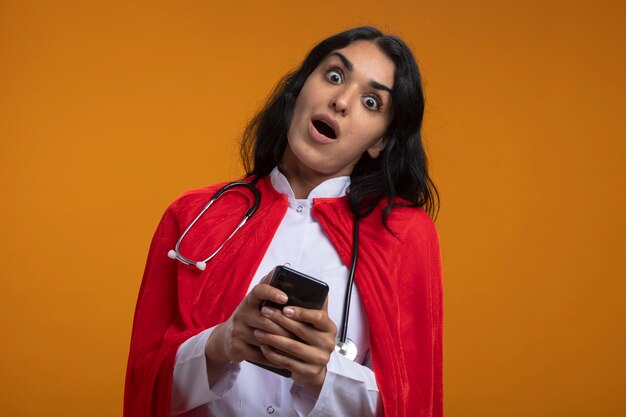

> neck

[
  {"left": 278, "top": 164, "right": 323, "bottom": 199},
  {"left": 279, "top": 147, "right": 347, "bottom": 199}
]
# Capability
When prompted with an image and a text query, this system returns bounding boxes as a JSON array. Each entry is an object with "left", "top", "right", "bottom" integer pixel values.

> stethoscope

[{"left": 167, "top": 177, "right": 360, "bottom": 361}]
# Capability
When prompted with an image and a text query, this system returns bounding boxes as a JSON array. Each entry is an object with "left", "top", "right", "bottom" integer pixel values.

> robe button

[
  {"left": 296, "top": 205, "right": 303, "bottom": 213},
  {"left": 266, "top": 405, "right": 275, "bottom": 414}
]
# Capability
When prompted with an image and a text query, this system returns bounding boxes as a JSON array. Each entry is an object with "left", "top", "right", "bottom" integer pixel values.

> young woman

[{"left": 125, "top": 26, "right": 443, "bottom": 417}]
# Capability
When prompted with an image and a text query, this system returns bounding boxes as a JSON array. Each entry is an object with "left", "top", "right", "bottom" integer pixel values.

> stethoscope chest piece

[{"left": 335, "top": 338, "right": 358, "bottom": 361}]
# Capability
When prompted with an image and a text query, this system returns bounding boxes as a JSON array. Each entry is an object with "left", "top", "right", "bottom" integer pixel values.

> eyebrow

[{"left": 330, "top": 52, "right": 393, "bottom": 94}]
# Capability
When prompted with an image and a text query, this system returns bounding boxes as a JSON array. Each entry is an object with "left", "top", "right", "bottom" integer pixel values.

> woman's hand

[
  {"left": 204, "top": 270, "right": 293, "bottom": 385},
  {"left": 253, "top": 299, "right": 337, "bottom": 396}
]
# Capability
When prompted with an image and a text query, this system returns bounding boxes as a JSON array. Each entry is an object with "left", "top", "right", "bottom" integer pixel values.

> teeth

[{"left": 312, "top": 120, "right": 336, "bottom": 139}]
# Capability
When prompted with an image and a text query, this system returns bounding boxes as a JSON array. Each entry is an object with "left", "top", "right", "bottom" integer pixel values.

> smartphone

[
  {"left": 250, "top": 266, "right": 329, "bottom": 377},
  {"left": 260, "top": 265, "right": 329, "bottom": 311}
]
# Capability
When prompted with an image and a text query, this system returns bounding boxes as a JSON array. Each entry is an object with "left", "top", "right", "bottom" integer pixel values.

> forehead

[{"left": 325, "top": 40, "right": 395, "bottom": 89}]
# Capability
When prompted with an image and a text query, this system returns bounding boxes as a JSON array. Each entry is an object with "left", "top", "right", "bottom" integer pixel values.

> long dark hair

[{"left": 240, "top": 26, "right": 439, "bottom": 224}]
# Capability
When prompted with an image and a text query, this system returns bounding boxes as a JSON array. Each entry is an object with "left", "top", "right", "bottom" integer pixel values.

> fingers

[
  {"left": 259, "top": 268, "right": 275, "bottom": 285},
  {"left": 227, "top": 338, "right": 279, "bottom": 367},
  {"left": 263, "top": 305, "right": 337, "bottom": 334},
  {"left": 226, "top": 318, "right": 292, "bottom": 360},
  {"left": 234, "top": 270, "right": 292, "bottom": 338},
  {"left": 259, "top": 344, "right": 326, "bottom": 383},
  {"left": 246, "top": 270, "right": 288, "bottom": 308},
  {"left": 253, "top": 329, "right": 330, "bottom": 367},
  {"left": 227, "top": 269, "right": 336, "bottom": 368},
  {"left": 255, "top": 335, "right": 329, "bottom": 391},
  {"left": 259, "top": 306, "right": 336, "bottom": 352},
  {"left": 223, "top": 269, "right": 295, "bottom": 367},
  {"left": 249, "top": 313, "right": 294, "bottom": 339},
  {"left": 229, "top": 311, "right": 293, "bottom": 349}
]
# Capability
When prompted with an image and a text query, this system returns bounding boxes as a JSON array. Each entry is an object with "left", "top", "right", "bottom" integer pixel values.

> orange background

[{"left": 1, "top": 1, "right": 624, "bottom": 416}]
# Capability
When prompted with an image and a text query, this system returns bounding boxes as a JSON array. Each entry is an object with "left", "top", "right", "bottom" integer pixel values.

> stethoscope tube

[
  {"left": 334, "top": 217, "right": 359, "bottom": 360},
  {"left": 168, "top": 177, "right": 360, "bottom": 361}
]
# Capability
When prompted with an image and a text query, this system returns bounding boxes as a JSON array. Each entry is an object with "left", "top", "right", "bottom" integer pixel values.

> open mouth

[{"left": 312, "top": 119, "right": 337, "bottom": 139}]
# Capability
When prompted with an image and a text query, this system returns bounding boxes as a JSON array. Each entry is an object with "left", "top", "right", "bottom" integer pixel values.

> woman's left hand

[{"left": 253, "top": 300, "right": 337, "bottom": 395}]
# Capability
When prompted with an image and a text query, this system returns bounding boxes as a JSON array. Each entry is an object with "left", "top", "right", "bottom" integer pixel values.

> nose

[{"left": 330, "top": 89, "right": 352, "bottom": 116}]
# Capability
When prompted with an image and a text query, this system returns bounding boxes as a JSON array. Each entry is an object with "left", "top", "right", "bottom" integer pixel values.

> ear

[{"left": 367, "top": 137, "right": 387, "bottom": 159}]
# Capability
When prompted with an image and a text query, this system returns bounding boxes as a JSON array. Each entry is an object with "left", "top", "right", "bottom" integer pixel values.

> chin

[{"left": 285, "top": 133, "right": 351, "bottom": 178}]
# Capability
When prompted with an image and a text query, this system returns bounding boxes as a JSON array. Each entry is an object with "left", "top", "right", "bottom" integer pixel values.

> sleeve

[
  {"left": 291, "top": 351, "right": 381, "bottom": 417},
  {"left": 170, "top": 327, "right": 241, "bottom": 415},
  {"left": 124, "top": 202, "right": 200, "bottom": 417}
]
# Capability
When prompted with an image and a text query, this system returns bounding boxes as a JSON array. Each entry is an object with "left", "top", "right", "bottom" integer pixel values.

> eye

[
  {"left": 363, "top": 95, "right": 381, "bottom": 111},
  {"left": 326, "top": 68, "right": 343, "bottom": 84}
]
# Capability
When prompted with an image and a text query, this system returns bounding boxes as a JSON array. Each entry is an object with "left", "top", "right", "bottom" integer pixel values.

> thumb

[{"left": 260, "top": 267, "right": 277, "bottom": 285}]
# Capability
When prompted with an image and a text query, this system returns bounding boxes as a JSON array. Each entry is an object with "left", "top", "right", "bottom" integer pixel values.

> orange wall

[{"left": 1, "top": 1, "right": 624, "bottom": 416}]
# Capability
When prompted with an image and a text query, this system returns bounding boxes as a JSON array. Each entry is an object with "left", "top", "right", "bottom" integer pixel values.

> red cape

[{"left": 125, "top": 176, "right": 443, "bottom": 417}]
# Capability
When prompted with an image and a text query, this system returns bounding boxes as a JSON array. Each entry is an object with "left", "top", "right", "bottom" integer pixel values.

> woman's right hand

[{"left": 204, "top": 270, "right": 291, "bottom": 384}]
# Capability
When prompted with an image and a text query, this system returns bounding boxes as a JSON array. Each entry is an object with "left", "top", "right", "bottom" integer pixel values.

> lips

[
  {"left": 311, "top": 114, "right": 340, "bottom": 140},
  {"left": 312, "top": 120, "right": 336, "bottom": 139}
]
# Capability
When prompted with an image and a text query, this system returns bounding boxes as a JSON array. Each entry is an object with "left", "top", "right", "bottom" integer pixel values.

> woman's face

[{"left": 284, "top": 40, "right": 395, "bottom": 180}]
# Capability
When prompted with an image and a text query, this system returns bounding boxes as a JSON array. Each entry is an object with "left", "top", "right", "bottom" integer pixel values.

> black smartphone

[
  {"left": 260, "top": 265, "right": 329, "bottom": 311},
  {"left": 250, "top": 265, "right": 329, "bottom": 377}
]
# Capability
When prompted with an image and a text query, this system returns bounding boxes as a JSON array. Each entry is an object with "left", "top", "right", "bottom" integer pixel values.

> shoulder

[
  {"left": 149, "top": 181, "right": 231, "bottom": 235},
  {"left": 166, "top": 175, "right": 260, "bottom": 214},
  {"left": 162, "top": 175, "right": 284, "bottom": 225},
  {"left": 358, "top": 202, "right": 441, "bottom": 258},
  {"left": 389, "top": 204, "right": 439, "bottom": 242},
  {"left": 168, "top": 181, "right": 231, "bottom": 212},
  {"left": 354, "top": 202, "right": 440, "bottom": 266}
]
